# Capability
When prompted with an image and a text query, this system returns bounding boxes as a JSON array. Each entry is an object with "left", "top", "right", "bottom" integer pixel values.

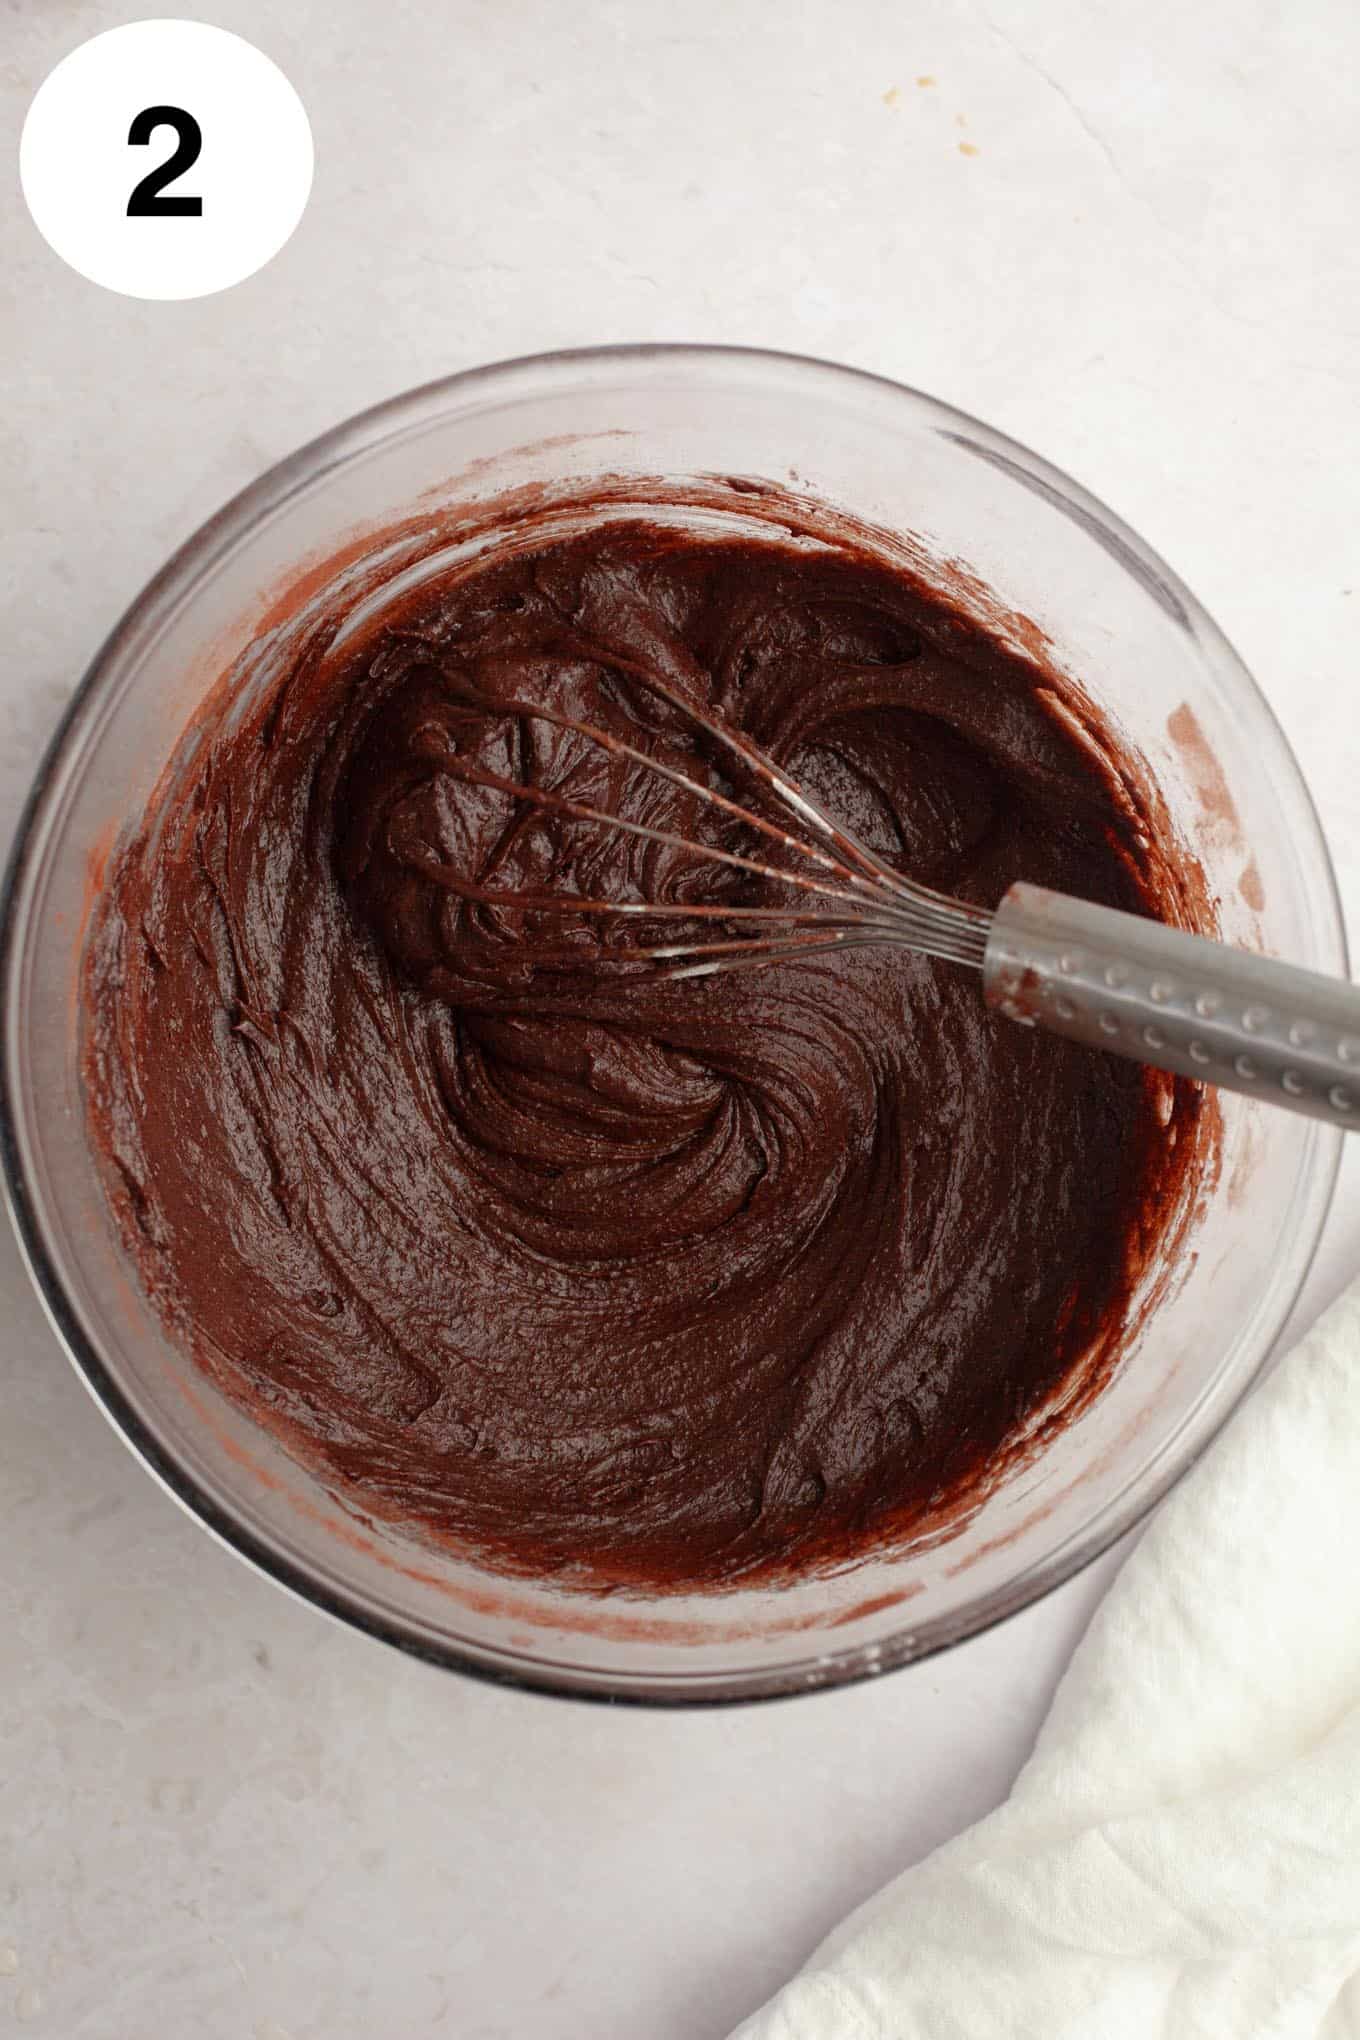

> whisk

[{"left": 422, "top": 663, "right": 1360, "bottom": 1131}]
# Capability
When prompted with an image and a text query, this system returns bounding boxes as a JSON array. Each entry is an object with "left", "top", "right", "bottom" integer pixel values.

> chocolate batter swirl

[{"left": 85, "top": 514, "right": 1197, "bottom": 1590}]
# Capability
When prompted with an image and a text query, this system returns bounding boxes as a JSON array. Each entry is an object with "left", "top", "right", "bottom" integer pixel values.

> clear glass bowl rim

[{"left": 0, "top": 342, "right": 1345, "bottom": 1706}]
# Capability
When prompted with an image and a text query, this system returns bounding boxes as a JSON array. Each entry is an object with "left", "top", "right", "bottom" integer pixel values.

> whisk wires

[{"left": 407, "top": 663, "right": 991, "bottom": 981}]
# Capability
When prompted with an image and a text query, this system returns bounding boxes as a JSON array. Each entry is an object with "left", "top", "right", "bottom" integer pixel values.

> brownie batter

[{"left": 85, "top": 508, "right": 1197, "bottom": 1590}]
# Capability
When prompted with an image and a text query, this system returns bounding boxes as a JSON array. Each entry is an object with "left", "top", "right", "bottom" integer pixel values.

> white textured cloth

[{"left": 734, "top": 1280, "right": 1360, "bottom": 2040}]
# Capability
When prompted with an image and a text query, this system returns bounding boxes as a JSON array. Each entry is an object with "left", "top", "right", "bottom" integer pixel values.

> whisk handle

[{"left": 984, "top": 882, "right": 1360, "bottom": 1129}]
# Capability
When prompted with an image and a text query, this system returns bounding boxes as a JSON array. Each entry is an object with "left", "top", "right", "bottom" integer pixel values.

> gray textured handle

[{"left": 984, "top": 882, "right": 1360, "bottom": 1128}]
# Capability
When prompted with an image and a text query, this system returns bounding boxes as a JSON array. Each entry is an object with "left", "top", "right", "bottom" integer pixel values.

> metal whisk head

[{"left": 407, "top": 659, "right": 992, "bottom": 982}]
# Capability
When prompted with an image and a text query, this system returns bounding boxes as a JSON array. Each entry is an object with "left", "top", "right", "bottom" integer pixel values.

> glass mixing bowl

[{"left": 1, "top": 346, "right": 1343, "bottom": 1703}]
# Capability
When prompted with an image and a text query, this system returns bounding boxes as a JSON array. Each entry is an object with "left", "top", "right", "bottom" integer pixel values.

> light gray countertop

[{"left": 4, "top": 3, "right": 1359, "bottom": 2033}]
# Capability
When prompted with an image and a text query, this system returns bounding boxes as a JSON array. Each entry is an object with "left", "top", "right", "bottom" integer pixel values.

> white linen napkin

[{"left": 733, "top": 1279, "right": 1360, "bottom": 2039}]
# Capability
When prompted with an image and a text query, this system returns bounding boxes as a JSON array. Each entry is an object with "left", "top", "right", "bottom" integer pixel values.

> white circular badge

[{"left": 19, "top": 20, "right": 313, "bottom": 301}]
